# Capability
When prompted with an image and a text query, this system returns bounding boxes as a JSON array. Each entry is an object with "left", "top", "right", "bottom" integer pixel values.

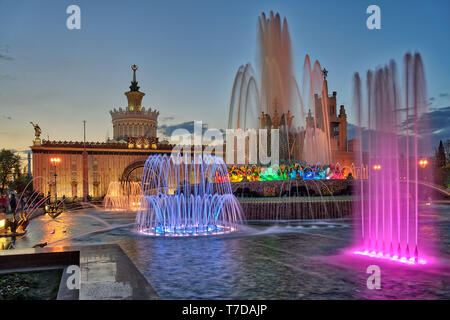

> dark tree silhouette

[
  {"left": 435, "top": 140, "right": 447, "bottom": 168},
  {"left": 0, "top": 149, "right": 21, "bottom": 193},
  {"left": 444, "top": 139, "right": 450, "bottom": 165}
]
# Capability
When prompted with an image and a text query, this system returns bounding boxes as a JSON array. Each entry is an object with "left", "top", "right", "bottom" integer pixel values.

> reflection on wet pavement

[{"left": 12, "top": 204, "right": 450, "bottom": 299}]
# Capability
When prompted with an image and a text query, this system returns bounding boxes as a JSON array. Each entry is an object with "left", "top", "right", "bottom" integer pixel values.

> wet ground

[{"left": 9, "top": 203, "right": 450, "bottom": 299}]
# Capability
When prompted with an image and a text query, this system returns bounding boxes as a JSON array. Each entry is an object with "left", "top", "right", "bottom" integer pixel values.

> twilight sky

[{"left": 0, "top": 0, "right": 449, "bottom": 155}]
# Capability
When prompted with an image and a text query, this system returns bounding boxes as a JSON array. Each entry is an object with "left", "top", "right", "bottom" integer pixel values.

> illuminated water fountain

[
  {"left": 352, "top": 52, "right": 430, "bottom": 265},
  {"left": 104, "top": 181, "right": 142, "bottom": 211},
  {"left": 136, "top": 154, "right": 243, "bottom": 236},
  {"left": 228, "top": 11, "right": 332, "bottom": 164}
]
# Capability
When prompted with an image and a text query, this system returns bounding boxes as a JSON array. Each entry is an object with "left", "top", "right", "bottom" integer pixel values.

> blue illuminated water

[{"left": 137, "top": 154, "right": 242, "bottom": 236}]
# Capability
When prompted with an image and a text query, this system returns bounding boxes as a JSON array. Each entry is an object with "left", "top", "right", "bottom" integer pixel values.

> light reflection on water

[{"left": 12, "top": 205, "right": 450, "bottom": 300}]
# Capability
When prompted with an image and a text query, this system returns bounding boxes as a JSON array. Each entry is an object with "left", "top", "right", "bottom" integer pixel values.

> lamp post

[
  {"left": 418, "top": 158, "right": 429, "bottom": 182},
  {"left": 50, "top": 157, "right": 61, "bottom": 204},
  {"left": 418, "top": 159, "right": 428, "bottom": 169}
]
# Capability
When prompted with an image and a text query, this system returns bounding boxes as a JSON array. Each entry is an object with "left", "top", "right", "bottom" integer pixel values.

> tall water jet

[
  {"left": 136, "top": 154, "right": 243, "bottom": 236},
  {"left": 228, "top": 12, "right": 332, "bottom": 164},
  {"left": 258, "top": 12, "right": 293, "bottom": 119},
  {"left": 352, "top": 52, "right": 431, "bottom": 265},
  {"left": 300, "top": 56, "right": 332, "bottom": 165},
  {"left": 104, "top": 181, "right": 142, "bottom": 211}
]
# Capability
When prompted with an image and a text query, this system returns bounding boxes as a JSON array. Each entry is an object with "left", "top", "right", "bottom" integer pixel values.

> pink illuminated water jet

[{"left": 352, "top": 52, "right": 431, "bottom": 265}]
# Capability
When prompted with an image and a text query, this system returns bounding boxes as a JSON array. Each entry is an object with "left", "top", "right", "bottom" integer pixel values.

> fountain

[
  {"left": 228, "top": 12, "right": 332, "bottom": 164},
  {"left": 136, "top": 154, "right": 243, "bottom": 236},
  {"left": 352, "top": 52, "right": 431, "bottom": 265},
  {"left": 104, "top": 181, "right": 142, "bottom": 211}
]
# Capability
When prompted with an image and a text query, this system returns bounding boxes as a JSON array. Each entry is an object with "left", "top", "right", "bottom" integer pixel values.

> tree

[
  {"left": 9, "top": 174, "right": 33, "bottom": 195},
  {"left": 0, "top": 149, "right": 21, "bottom": 194},
  {"left": 444, "top": 139, "right": 450, "bottom": 166},
  {"left": 435, "top": 140, "right": 446, "bottom": 168}
]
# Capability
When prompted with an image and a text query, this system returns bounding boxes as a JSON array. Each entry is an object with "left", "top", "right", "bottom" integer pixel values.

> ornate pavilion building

[
  {"left": 110, "top": 65, "right": 159, "bottom": 143},
  {"left": 256, "top": 70, "right": 359, "bottom": 166},
  {"left": 31, "top": 65, "right": 173, "bottom": 200},
  {"left": 305, "top": 71, "right": 359, "bottom": 165}
]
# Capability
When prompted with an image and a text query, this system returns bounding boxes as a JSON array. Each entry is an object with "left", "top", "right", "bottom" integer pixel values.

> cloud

[
  {"left": 160, "top": 116, "right": 175, "bottom": 122},
  {"left": 0, "top": 54, "right": 13, "bottom": 61},
  {"left": 400, "top": 106, "right": 450, "bottom": 136},
  {"left": 0, "top": 74, "right": 15, "bottom": 81},
  {"left": 157, "top": 121, "right": 227, "bottom": 146},
  {"left": 439, "top": 93, "right": 449, "bottom": 98},
  {"left": 348, "top": 106, "right": 450, "bottom": 154},
  {"left": 158, "top": 121, "right": 209, "bottom": 137}
]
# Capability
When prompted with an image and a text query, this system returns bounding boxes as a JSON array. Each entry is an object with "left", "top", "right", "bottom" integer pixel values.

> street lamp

[
  {"left": 418, "top": 159, "right": 428, "bottom": 168},
  {"left": 372, "top": 164, "right": 381, "bottom": 170},
  {"left": 50, "top": 157, "right": 61, "bottom": 204}
]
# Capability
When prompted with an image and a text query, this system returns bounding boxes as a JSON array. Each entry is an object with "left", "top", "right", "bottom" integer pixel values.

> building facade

[
  {"left": 31, "top": 141, "right": 174, "bottom": 199},
  {"left": 305, "top": 74, "right": 359, "bottom": 166},
  {"left": 31, "top": 65, "right": 173, "bottom": 200},
  {"left": 307, "top": 77, "right": 348, "bottom": 153},
  {"left": 254, "top": 71, "right": 358, "bottom": 166}
]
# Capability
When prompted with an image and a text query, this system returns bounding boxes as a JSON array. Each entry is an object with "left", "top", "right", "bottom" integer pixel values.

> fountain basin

[{"left": 136, "top": 154, "right": 243, "bottom": 237}]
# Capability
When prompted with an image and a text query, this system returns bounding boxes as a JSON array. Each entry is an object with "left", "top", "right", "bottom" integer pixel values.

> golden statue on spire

[
  {"left": 30, "top": 122, "right": 42, "bottom": 146},
  {"left": 30, "top": 122, "right": 41, "bottom": 138}
]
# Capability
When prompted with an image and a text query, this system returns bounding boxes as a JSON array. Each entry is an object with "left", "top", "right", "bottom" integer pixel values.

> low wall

[
  {"left": 0, "top": 249, "right": 79, "bottom": 272},
  {"left": 231, "top": 179, "right": 354, "bottom": 197},
  {"left": 239, "top": 197, "right": 353, "bottom": 220}
]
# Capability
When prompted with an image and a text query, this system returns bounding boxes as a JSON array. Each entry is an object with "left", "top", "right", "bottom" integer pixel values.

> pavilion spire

[
  {"left": 125, "top": 64, "right": 145, "bottom": 111},
  {"left": 129, "top": 64, "right": 140, "bottom": 92}
]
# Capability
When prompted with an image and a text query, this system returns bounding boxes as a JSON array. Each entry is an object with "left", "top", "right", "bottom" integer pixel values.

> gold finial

[{"left": 131, "top": 65, "right": 138, "bottom": 82}]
